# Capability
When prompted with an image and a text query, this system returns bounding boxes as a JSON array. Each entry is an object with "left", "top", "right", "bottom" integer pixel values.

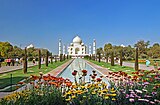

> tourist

[
  {"left": 15, "top": 58, "right": 19, "bottom": 66},
  {"left": 11, "top": 59, "right": 15, "bottom": 66},
  {"left": 146, "top": 60, "right": 150, "bottom": 67},
  {"left": 33, "top": 59, "right": 35, "bottom": 65}
]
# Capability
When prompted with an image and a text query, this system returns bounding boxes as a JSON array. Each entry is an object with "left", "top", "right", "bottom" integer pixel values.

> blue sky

[{"left": 0, "top": 0, "right": 160, "bottom": 54}]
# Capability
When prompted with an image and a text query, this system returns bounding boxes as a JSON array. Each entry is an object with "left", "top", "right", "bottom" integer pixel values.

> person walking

[
  {"left": 15, "top": 58, "right": 19, "bottom": 66},
  {"left": 8, "top": 58, "right": 11, "bottom": 66}
]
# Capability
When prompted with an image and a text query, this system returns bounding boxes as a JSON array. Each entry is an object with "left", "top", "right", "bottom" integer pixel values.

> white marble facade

[
  {"left": 68, "top": 36, "right": 86, "bottom": 56},
  {"left": 59, "top": 36, "right": 96, "bottom": 57}
]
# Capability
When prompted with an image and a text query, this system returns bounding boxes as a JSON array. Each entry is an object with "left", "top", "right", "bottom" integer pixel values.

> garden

[{"left": 0, "top": 67, "right": 160, "bottom": 105}]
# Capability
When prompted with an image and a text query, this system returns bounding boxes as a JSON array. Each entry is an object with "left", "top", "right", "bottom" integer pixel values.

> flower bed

[{"left": 0, "top": 69, "right": 160, "bottom": 105}]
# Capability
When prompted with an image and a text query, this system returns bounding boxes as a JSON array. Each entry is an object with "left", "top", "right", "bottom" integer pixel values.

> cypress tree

[
  {"left": 106, "top": 52, "right": 108, "bottom": 63},
  {"left": 67, "top": 55, "right": 68, "bottom": 59},
  {"left": 98, "top": 53, "right": 101, "bottom": 62},
  {"left": 38, "top": 49, "right": 41, "bottom": 69},
  {"left": 120, "top": 49, "right": 123, "bottom": 66},
  {"left": 60, "top": 54, "right": 63, "bottom": 62},
  {"left": 51, "top": 53, "right": 53, "bottom": 64},
  {"left": 111, "top": 51, "right": 114, "bottom": 66},
  {"left": 46, "top": 50, "right": 48, "bottom": 67},
  {"left": 23, "top": 47, "right": 27, "bottom": 73},
  {"left": 135, "top": 47, "right": 139, "bottom": 70},
  {"left": 63, "top": 54, "right": 65, "bottom": 61},
  {"left": 55, "top": 55, "right": 57, "bottom": 63}
]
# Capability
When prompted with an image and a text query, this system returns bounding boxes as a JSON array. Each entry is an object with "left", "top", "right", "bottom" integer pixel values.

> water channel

[{"left": 58, "top": 58, "right": 110, "bottom": 87}]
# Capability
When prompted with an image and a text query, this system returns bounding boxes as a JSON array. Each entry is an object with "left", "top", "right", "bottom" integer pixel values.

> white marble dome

[{"left": 73, "top": 36, "right": 82, "bottom": 44}]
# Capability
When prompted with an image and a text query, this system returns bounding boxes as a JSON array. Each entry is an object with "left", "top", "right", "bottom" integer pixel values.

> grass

[
  {"left": 0, "top": 59, "right": 71, "bottom": 91},
  {"left": 87, "top": 59, "right": 136, "bottom": 75}
]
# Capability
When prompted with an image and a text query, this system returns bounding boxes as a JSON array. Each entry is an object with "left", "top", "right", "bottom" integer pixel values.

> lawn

[
  {"left": 87, "top": 59, "right": 136, "bottom": 75},
  {"left": 0, "top": 59, "right": 71, "bottom": 91}
]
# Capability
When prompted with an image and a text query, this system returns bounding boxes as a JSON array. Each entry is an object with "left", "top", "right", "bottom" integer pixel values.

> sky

[{"left": 0, "top": 0, "right": 160, "bottom": 54}]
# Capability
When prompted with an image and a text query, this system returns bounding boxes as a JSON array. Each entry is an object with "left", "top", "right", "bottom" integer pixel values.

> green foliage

[{"left": 0, "top": 87, "right": 66, "bottom": 105}]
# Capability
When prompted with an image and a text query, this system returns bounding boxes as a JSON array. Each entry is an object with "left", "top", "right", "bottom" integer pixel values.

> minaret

[
  {"left": 93, "top": 39, "right": 96, "bottom": 55},
  {"left": 63, "top": 45, "right": 66, "bottom": 55},
  {"left": 59, "top": 39, "right": 62, "bottom": 55},
  {"left": 89, "top": 44, "right": 91, "bottom": 55}
]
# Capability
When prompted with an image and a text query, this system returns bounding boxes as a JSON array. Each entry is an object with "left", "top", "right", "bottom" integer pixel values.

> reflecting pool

[{"left": 58, "top": 58, "right": 110, "bottom": 87}]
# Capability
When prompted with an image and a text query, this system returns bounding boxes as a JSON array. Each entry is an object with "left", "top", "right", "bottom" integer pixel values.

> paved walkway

[
  {"left": 0, "top": 61, "right": 45, "bottom": 74},
  {"left": 85, "top": 60, "right": 110, "bottom": 76},
  {"left": 0, "top": 59, "right": 73, "bottom": 98},
  {"left": 101, "top": 59, "right": 159, "bottom": 70}
]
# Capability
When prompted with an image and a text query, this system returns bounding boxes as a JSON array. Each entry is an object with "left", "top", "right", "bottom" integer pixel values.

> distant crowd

[{"left": 5, "top": 58, "right": 23, "bottom": 66}]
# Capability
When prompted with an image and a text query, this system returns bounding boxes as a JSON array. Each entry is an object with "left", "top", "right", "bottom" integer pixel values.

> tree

[
  {"left": 120, "top": 49, "right": 123, "bottom": 66},
  {"left": 111, "top": 50, "right": 114, "bottom": 66},
  {"left": 38, "top": 49, "right": 41, "bottom": 69},
  {"left": 0, "top": 42, "right": 13, "bottom": 57},
  {"left": 134, "top": 40, "right": 150, "bottom": 58},
  {"left": 23, "top": 47, "right": 27, "bottom": 73},
  {"left": 135, "top": 47, "right": 139, "bottom": 70},
  {"left": 104, "top": 43, "right": 112, "bottom": 55},
  {"left": 46, "top": 50, "right": 49, "bottom": 67},
  {"left": 51, "top": 53, "right": 53, "bottom": 64}
]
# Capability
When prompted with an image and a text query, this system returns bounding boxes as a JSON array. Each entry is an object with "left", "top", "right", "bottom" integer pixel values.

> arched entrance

[{"left": 75, "top": 48, "right": 80, "bottom": 54}]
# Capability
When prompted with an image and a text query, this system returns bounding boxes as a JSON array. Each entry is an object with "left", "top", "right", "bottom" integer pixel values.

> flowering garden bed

[{"left": 0, "top": 69, "right": 160, "bottom": 105}]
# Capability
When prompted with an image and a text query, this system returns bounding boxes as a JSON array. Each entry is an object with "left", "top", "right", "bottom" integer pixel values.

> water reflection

[{"left": 59, "top": 58, "right": 110, "bottom": 87}]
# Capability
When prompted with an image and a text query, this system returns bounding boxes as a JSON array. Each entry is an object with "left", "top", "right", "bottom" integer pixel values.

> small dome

[{"left": 73, "top": 36, "right": 82, "bottom": 44}]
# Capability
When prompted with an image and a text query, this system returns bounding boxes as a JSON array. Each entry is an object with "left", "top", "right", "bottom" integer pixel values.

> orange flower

[
  {"left": 49, "top": 82, "right": 57, "bottom": 85},
  {"left": 31, "top": 75, "right": 39, "bottom": 80},
  {"left": 66, "top": 82, "right": 72, "bottom": 87}
]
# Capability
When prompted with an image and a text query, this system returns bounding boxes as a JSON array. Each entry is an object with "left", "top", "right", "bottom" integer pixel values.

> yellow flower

[
  {"left": 110, "top": 94, "right": 117, "bottom": 96},
  {"left": 66, "top": 98, "right": 71, "bottom": 101},
  {"left": 66, "top": 91, "right": 72, "bottom": 95},
  {"left": 81, "top": 86, "right": 85, "bottom": 89},
  {"left": 102, "top": 89, "right": 108, "bottom": 93},
  {"left": 83, "top": 96, "right": 87, "bottom": 98},
  {"left": 110, "top": 90, "right": 116, "bottom": 93},
  {"left": 92, "top": 91, "right": 96, "bottom": 95},
  {"left": 72, "top": 95, "right": 76, "bottom": 99},
  {"left": 105, "top": 96, "right": 109, "bottom": 99},
  {"left": 111, "top": 88, "right": 115, "bottom": 91},
  {"left": 112, "top": 98, "right": 116, "bottom": 101}
]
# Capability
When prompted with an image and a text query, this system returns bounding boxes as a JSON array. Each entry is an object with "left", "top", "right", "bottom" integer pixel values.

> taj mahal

[{"left": 58, "top": 36, "right": 96, "bottom": 57}]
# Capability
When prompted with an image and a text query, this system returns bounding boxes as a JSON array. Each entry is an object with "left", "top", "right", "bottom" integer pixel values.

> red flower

[
  {"left": 96, "top": 78, "right": 102, "bottom": 82},
  {"left": 93, "top": 73, "right": 97, "bottom": 76},
  {"left": 82, "top": 70, "right": 87, "bottom": 74},
  {"left": 72, "top": 71, "right": 77, "bottom": 76},
  {"left": 91, "top": 75, "right": 96, "bottom": 79},
  {"left": 158, "top": 68, "right": 160, "bottom": 70}
]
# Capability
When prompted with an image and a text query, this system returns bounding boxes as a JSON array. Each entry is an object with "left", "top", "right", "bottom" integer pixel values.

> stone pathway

[
  {"left": 101, "top": 59, "right": 159, "bottom": 70},
  {"left": 85, "top": 60, "right": 110, "bottom": 76},
  {"left": 0, "top": 61, "right": 45, "bottom": 74}
]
